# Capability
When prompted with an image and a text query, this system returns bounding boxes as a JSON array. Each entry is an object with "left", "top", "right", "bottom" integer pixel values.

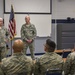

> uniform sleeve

[
  {"left": 32, "top": 25, "right": 37, "bottom": 40},
  {"left": 34, "top": 59, "right": 40, "bottom": 75},
  {"left": 0, "top": 58, "right": 7, "bottom": 75},
  {"left": 64, "top": 54, "right": 72, "bottom": 75},
  {"left": 20, "top": 25, "right": 28, "bottom": 41},
  {"left": 6, "top": 28, "right": 10, "bottom": 41}
]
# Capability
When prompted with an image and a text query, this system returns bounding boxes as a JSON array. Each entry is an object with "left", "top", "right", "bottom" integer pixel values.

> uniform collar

[
  {"left": 45, "top": 52, "right": 55, "bottom": 55},
  {"left": 13, "top": 52, "right": 23, "bottom": 56}
]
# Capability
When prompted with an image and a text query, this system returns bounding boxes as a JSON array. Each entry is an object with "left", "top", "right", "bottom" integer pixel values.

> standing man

[
  {"left": 0, "top": 17, "right": 9, "bottom": 62},
  {"left": 21, "top": 15, "right": 37, "bottom": 60}
]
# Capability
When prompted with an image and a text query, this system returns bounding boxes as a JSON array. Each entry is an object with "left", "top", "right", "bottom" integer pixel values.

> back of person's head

[
  {"left": 13, "top": 39, "right": 24, "bottom": 53},
  {"left": 45, "top": 39, "right": 56, "bottom": 52}
]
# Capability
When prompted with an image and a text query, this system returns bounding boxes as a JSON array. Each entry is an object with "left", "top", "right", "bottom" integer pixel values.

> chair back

[
  {"left": 17, "top": 72, "right": 26, "bottom": 75},
  {"left": 45, "top": 68, "right": 62, "bottom": 75}
]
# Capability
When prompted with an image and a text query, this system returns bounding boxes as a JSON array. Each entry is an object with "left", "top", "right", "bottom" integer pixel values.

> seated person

[
  {"left": 0, "top": 39, "right": 33, "bottom": 75},
  {"left": 34, "top": 39, "right": 64, "bottom": 75},
  {"left": 64, "top": 49, "right": 75, "bottom": 75}
]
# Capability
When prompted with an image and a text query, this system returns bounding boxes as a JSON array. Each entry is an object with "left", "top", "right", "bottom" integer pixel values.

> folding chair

[
  {"left": 45, "top": 68, "right": 62, "bottom": 75},
  {"left": 17, "top": 72, "right": 26, "bottom": 75}
]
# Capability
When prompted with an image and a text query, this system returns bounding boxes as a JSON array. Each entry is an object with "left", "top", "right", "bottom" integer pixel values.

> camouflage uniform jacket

[
  {"left": 0, "top": 52, "right": 33, "bottom": 75},
  {"left": 34, "top": 52, "right": 64, "bottom": 75},
  {"left": 64, "top": 52, "right": 75, "bottom": 75},
  {"left": 0, "top": 26, "right": 9, "bottom": 47},
  {"left": 21, "top": 23, "right": 37, "bottom": 42}
]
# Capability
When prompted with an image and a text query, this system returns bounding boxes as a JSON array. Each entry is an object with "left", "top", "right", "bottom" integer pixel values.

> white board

[
  {"left": 4, "top": 14, "right": 51, "bottom": 37},
  {"left": 5, "top": 0, "right": 51, "bottom": 13}
]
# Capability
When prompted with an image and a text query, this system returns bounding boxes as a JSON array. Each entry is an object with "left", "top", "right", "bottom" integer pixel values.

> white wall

[
  {"left": 52, "top": 0, "right": 75, "bottom": 19},
  {"left": 0, "top": 0, "right": 3, "bottom": 18}
]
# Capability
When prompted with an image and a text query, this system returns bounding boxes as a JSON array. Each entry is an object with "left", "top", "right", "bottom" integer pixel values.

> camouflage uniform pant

[
  {"left": 0, "top": 47, "right": 6, "bottom": 62},
  {"left": 23, "top": 41, "right": 35, "bottom": 59}
]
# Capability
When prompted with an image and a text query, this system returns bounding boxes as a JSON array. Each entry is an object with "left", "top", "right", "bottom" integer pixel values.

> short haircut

[
  {"left": 13, "top": 39, "right": 24, "bottom": 51},
  {"left": 46, "top": 39, "right": 56, "bottom": 51}
]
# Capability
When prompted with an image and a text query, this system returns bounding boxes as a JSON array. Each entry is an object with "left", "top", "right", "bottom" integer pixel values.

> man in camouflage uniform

[
  {"left": 0, "top": 17, "right": 10, "bottom": 62},
  {"left": 64, "top": 51, "right": 75, "bottom": 75},
  {"left": 0, "top": 39, "right": 34, "bottom": 75},
  {"left": 34, "top": 39, "right": 64, "bottom": 75},
  {"left": 21, "top": 15, "right": 37, "bottom": 60}
]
